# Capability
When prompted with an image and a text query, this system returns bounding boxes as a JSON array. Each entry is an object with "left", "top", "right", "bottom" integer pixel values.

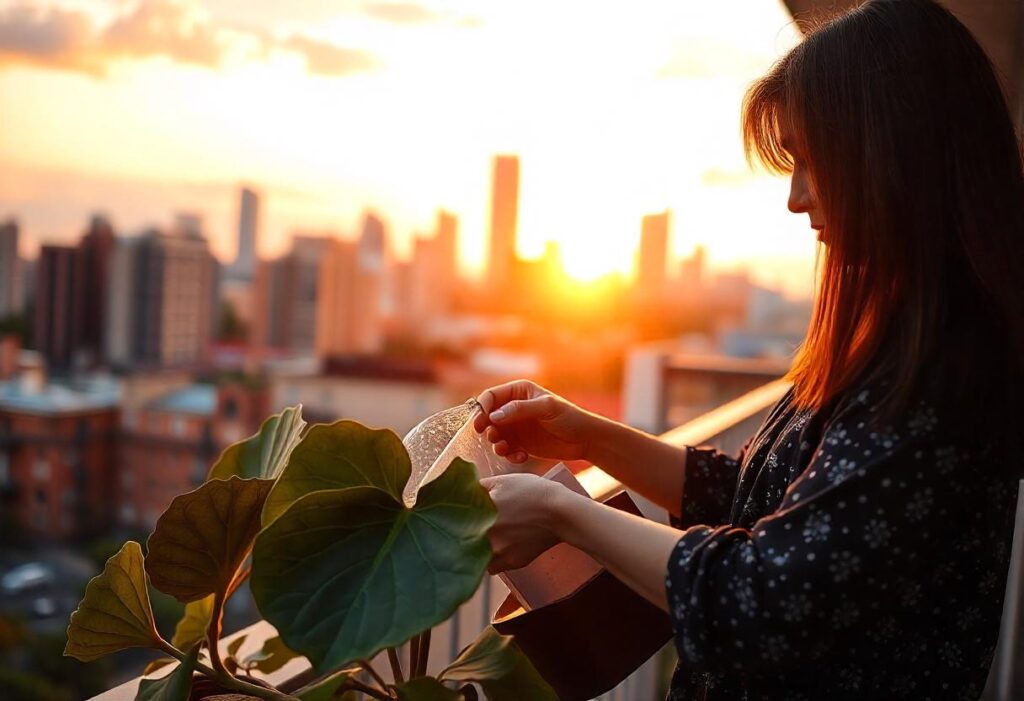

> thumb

[{"left": 490, "top": 395, "right": 555, "bottom": 424}]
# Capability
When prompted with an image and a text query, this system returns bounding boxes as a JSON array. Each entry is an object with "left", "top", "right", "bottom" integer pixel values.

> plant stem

[
  {"left": 359, "top": 658, "right": 390, "bottom": 692},
  {"left": 157, "top": 638, "right": 299, "bottom": 701},
  {"left": 207, "top": 590, "right": 228, "bottom": 676},
  {"left": 387, "top": 647, "right": 405, "bottom": 685},
  {"left": 340, "top": 678, "right": 392, "bottom": 700},
  {"left": 409, "top": 636, "right": 420, "bottom": 678},
  {"left": 416, "top": 629, "right": 431, "bottom": 678}
]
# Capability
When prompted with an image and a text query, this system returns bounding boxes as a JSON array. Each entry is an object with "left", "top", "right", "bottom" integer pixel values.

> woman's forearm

[
  {"left": 582, "top": 414, "right": 688, "bottom": 516},
  {"left": 551, "top": 487, "right": 680, "bottom": 612}
]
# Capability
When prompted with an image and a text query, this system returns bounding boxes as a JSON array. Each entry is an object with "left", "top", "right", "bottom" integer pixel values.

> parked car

[{"left": 1, "top": 562, "right": 56, "bottom": 595}]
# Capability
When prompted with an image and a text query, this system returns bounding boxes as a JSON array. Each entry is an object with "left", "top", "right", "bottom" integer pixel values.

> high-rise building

[
  {"left": 252, "top": 235, "right": 330, "bottom": 352},
  {"left": 487, "top": 156, "right": 519, "bottom": 287},
  {"left": 34, "top": 245, "right": 79, "bottom": 370},
  {"left": 636, "top": 210, "right": 670, "bottom": 303},
  {"left": 315, "top": 213, "right": 388, "bottom": 356},
  {"left": 230, "top": 187, "right": 259, "bottom": 282},
  {"left": 76, "top": 215, "right": 115, "bottom": 365},
  {"left": 105, "top": 225, "right": 218, "bottom": 368},
  {"left": 0, "top": 220, "right": 20, "bottom": 319},
  {"left": 405, "top": 210, "right": 460, "bottom": 323}
]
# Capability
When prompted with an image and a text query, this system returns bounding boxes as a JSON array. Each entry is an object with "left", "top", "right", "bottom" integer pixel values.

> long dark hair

[{"left": 742, "top": 0, "right": 1024, "bottom": 454}]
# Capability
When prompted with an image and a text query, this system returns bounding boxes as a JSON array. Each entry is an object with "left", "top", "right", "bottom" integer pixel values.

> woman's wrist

[{"left": 546, "top": 485, "right": 590, "bottom": 548}]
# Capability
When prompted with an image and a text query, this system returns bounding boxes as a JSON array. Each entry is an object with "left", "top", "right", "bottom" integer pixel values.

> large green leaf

[
  {"left": 440, "top": 627, "right": 557, "bottom": 701},
  {"left": 145, "top": 477, "right": 274, "bottom": 602},
  {"left": 135, "top": 645, "right": 199, "bottom": 701},
  {"left": 65, "top": 541, "right": 162, "bottom": 662},
  {"left": 262, "top": 420, "right": 410, "bottom": 526},
  {"left": 240, "top": 634, "right": 301, "bottom": 674},
  {"left": 170, "top": 595, "right": 213, "bottom": 650},
  {"left": 251, "top": 457, "right": 495, "bottom": 673},
  {"left": 208, "top": 405, "right": 306, "bottom": 481},
  {"left": 396, "top": 678, "right": 464, "bottom": 701}
]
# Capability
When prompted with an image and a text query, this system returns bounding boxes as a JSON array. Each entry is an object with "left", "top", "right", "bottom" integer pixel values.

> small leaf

[
  {"left": 145, "top": 477, "right": 274, "bottom": 602},
  {"left": 143, "top": 658, "right": 177, "bottom": 676},
  {"left": 65, "top": 541, "right": 162, "bottom": 662},
  {"left": 252, "top": 458, "right": 495, "bottom": 672},
  {"left": 170, "top": 595, "right": 213, "bottom": 650},
  {"left": 209, "top": 405, "right": 306, "bottom": 481},
  {"left": 295, "top": 669, "right": 352, "bottom": 701},
  {"left": 135, "top": 645, "right": 199, "bottom": 701},
  {"left": 262, "top": 421, "right": 410, "bottom": 526},
  {"left": 441, "top": 627, "right": 557, "bottom": 701},
  {"left": 241, "top": 634, "right": 301, "bottom": 674},
  {"left": 225, "top": 634, "right": 248, "bottom": 659},
  {"left": 396, "top": 678, "right": 463, "bottom": 701}
]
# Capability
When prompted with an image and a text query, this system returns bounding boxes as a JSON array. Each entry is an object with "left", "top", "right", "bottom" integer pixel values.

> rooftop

[
  {"left": 146, "top": 384, "right": 218, "bottom": 416},
  {"left": 0, "top": 375, "right": 121, "bottom": 415}
]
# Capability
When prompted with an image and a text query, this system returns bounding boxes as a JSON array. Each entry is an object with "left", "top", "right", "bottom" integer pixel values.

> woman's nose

[{"left": 788, "top": 171, "right": 813, "bottom": 214}]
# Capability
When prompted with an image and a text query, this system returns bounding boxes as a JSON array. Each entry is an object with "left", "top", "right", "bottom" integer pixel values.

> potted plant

[{"left": 64, "top": 407, "right": 557, "bottom": 701}]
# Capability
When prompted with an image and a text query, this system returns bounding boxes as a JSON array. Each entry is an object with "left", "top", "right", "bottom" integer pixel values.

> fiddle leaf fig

[
  {"left": 208, "top": 405, "right": 306, "bottom": 481},
  {"left": 65, "top": 541, "right": 162, "bottom": 662},
  {"left": 261, "top": 420, "right": 409, "bottom": 526},
  {"left": 440, "top": 627, "right": 557, "bottom": 701},
  {"left": 251, "top": 454, "right": 495, "bottom": 673},
  {"left": 135, "top": 645, "right": 199, "bottom": 701},
  {"left": 145, "top": 477, "right": 274, "bottom": 602}
]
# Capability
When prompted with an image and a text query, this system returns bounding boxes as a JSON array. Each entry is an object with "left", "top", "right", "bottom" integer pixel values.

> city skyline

[{"left": 0, "top": 0, "right": 818, "bottom": 297}]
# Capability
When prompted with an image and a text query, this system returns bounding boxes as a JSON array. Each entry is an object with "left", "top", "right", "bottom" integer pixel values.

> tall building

[
  {"left": 76, "top": 215, "right": 115, "bottom": 365},
  {"left": 636, "top": 210, "right": 670, "bottom": 303},
  {"left": 0, "top": 220, "right": 20, "bottom": 319},
  {"left": 315, "top": 213, "right": 388, "bottom": 356},
  {"left": 252, "top": 235, "right": 330, "bottom": 352},
  {"left": 230, "top": 187, "right": 259, "bottom": 282},
  {"left": 487, "top": 156, "right": 519, "bottom": 287},
  {"left": 404, "top": 210, "right": 460, "bottom": 323},
  {"left": 34, "top": 246, "right": 79, "bottom": 370},
  {"left": 105, "top": 226, "right": 218, "bottom": 368}
]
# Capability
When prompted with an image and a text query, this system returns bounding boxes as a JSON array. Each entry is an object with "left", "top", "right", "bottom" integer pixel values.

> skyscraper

[
  {"left": 315, "top": 213, "right": 388, "bottom": 356},
  {"left": 105, "top": 226, "right": 218, "bottom": 368},
  {"left": 252, "top": 235, "right": 330, "bottom": 352},
  {"left": 34, "top": 245, "right": 79, "bottom": 370},
  {"left": 231, "top": 187, "right": 259, "bottom": 282},
  {"left": 0, "top": 220, "right": 20, "bottom": 319},
  {"left": 76, "top": 215, "right": 115, "bottom": 365},
  {"left": 487, "top": 156, "right": 519, "bottom": 287},
  {"left": 636, "top": 210, "right": 670, "bottom": 303}
]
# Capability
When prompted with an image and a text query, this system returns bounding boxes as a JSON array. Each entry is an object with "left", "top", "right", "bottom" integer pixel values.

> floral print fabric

[{"left": 665, "top": 375, "right": 1019, "bottom": 700}]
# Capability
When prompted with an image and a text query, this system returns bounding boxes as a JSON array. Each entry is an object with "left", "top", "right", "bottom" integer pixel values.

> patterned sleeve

[
  {"left": 669, "top": 438, "right": 752, "bottom": 530},
  {"left": 664, "top": 390, "right": 984, "bottom": 677}
]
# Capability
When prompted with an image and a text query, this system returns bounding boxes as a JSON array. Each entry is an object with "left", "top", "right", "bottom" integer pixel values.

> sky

[{"left": 0, "top": 0, "right": 818, "bottom": 297}]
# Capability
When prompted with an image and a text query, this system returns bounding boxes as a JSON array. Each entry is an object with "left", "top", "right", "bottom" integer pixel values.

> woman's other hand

[
  {"left": 480, "top": 473, "right": 569, "bottom": 574},
  {"left": 473, "top": 380, "right": 598, "bottom": 465}
]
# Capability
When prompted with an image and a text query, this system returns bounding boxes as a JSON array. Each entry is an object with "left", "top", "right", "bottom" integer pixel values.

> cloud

[
  {"left": 0, "top": 1, "right": 378, "bottom": 78},
  {"left": 362, "top": 2, "right": 439, "bottom": 25},
  {"left": 282, "top": 35, "right": 377, "bottom": 76}
]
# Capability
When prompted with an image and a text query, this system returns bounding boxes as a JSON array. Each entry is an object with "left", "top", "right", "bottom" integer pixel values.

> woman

[{"left": 474, "top": 1, "right": 1024, "bottom": 698}]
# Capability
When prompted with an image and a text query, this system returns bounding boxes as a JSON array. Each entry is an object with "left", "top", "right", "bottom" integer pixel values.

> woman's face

[{"left": 781, "top": 127, "right": 826, "bottom": 244}]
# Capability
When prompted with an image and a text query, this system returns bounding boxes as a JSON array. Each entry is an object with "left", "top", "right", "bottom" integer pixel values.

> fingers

[
  {"left": 474, "top": 380, "right": 538, "bottom": 431},
  {"left": 489, "top": 395, "right": 554, "bottom": 425},
  {"left": 483, "top": 426, "right": 528, "bottom": 463}
]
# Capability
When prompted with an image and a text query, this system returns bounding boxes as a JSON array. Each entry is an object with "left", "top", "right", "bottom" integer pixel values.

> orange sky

[{"left": 0, "top": 0, "right": 818, "bottom": 297}]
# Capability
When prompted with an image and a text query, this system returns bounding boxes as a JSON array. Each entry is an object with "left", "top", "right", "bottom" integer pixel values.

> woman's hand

[
  {"left": 480, "top": 473, "right": 568, "bottom": 574},
  {"left": 474, "top": 380, "right": 601, "bottom": 465}
]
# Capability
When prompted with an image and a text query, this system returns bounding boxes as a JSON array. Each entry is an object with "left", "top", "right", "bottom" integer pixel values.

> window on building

[
  {"left": 0, "top": 453, "right": 8, "bottom": 486},
  {"left": 32, "top": 457, "right": 50, "bottom": 481},
  {"left": 120, "top": 503, "right": 136, "bottom": 525},
  {"left": 172, "top": 416, "right": 185, "bottom": 437},
  {"left": 223, "top": 397, "right": 239, "bottom": 419},
  {"left": 35, "top": 488, "right": 46, "bottom": 504}
]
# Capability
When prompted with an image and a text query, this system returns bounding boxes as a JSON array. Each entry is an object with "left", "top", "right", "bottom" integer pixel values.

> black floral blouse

[{"left": 664, "top": 369, "right": 1019, "bottom": 700}]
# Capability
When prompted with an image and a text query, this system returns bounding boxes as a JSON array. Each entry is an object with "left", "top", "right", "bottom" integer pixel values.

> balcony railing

[{"left": 91, "top": 378, "right": 1024, "bottom": 701}]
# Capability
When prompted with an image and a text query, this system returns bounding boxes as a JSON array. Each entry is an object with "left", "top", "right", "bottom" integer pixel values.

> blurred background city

[{"left": 0, "top": 0, "right": 827, "bottom": 698}]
